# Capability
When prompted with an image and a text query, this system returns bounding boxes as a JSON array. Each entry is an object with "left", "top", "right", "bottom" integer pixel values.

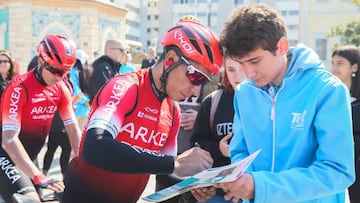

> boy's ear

[{"left": 277, "top": 37, "right": 289, "bottom": 55}]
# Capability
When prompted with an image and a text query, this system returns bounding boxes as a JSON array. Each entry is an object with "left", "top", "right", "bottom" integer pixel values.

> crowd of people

[{"left": 0, "top": 3, "right": 359, "bottom": 203}]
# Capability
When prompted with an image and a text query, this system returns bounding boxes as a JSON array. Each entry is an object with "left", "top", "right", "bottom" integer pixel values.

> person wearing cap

[
  {"left": 0, "top": 34, "right": 82, "bottom": 202},
  {"left": 62, "top": 19, "right": 223, "bottom": 203}
]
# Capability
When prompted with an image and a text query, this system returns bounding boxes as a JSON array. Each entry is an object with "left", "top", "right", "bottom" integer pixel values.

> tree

[{"left": 328, "top": 0, "right": 360, "bottom": 46}]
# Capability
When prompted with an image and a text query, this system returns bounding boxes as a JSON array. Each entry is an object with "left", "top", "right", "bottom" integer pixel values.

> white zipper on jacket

[{"left": 268, "top": 84, "right": 277, "bottom": 172}]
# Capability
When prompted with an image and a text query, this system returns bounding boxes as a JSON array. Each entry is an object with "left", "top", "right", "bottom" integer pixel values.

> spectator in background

[
  {"left": 71, "top": 49, "right": 91, "bottom": 130},
  {"left": 119, "top": 50, "right": 137, "bottom": 74},
  {"left": 0, "top": 50, "right": 16, "bottom": 97},
  {"left": 93, "top": 50, "right": 101, "bottom": 60},
  {"left": 88, "top": 39, "right": 126, "bottom": 104},
  {"left": 141, "top": 46, "right": 158, "bottom": 69},
  {"left": 330, "top": 45, "right": 360, "bottom": 203},
  {"left": 190, "top": 55, "right": 245, "bottom": 203}
]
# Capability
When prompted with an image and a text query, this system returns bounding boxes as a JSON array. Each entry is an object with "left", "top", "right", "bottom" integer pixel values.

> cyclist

[
  {"left": 62, "top": 19, "right": 223, "bottom": 203},
  {"left": 0, "top": 34, "right": 82, "bottom": 203}
]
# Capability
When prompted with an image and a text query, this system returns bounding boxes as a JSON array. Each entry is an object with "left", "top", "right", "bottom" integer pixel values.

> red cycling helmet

[
  {"left": 161, "top": 19, "right": 222, "bottom": 75},
  {"left": 37, "top": 34, "right": 76, "bottom": 70}
]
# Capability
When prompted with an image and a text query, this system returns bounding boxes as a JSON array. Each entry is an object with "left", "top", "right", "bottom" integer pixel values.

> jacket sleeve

[{"left": 83, "top": 128, "right": 174, "bottom": 174}]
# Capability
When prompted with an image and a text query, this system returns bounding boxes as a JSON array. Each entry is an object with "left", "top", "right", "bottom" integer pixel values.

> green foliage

[
  {"left": 353, "top": 0, "right": 360, "bottom": 7},
  {"left": 328, "top": 0, "right": 360, "bottom": 47}
]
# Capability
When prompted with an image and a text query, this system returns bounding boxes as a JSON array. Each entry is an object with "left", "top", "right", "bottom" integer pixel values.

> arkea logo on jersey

[
  {"left": 9, "top": 87, "right": 21, "bottom": 121},
  {"left": 30, "top": 105, "right": 57, "bottom": 114},
  {"left": 119, "top": 122, "right": 168, "bottom": 147},
  {"left": 103, "top": 79, "right": 128, "bottom": 114},
  {"left": 291, "top": 110, "right": 306, "bottom": 130}
]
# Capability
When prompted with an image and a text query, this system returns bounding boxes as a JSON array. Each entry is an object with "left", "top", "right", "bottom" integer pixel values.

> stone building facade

[{"left": 0, "top": 0, "right": 127, "bottom": 73}]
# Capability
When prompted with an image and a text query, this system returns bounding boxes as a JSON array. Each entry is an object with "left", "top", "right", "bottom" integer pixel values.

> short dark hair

[{"left": 220, "top": 3, "right": 287, "bottom": 59}]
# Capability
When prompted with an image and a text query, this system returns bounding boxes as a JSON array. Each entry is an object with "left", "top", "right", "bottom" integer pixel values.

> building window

[
  {"left": 235, "top": 0, "right": 244, "bottom": 4},
  {"left": 315, "top": 38, "right": 327, "bottom": 60},
  {"left": 288, "top": 10, "right": 299, "bottom": 15}
]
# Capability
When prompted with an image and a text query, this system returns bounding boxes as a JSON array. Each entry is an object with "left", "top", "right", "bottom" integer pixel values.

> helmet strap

[
  {"left": 159, "top": 48, "right": 187, "bottom": 97},
  {"left": 34, "top": 64, "right": 48, "bottom": 86},
  {"left": 160, "top": 57, "right": 185, "bottom": 98}
]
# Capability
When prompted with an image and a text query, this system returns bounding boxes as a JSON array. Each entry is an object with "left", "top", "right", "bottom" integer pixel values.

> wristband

[
  {"left": 33, "top": 174, "right": 59, "bottom": 188},
  {"left": 33, "top": 174, "right": 46, "bottom": 185}
]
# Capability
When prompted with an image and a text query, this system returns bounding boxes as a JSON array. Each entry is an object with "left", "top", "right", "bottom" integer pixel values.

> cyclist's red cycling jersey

[
  {"left": 67, "top": 69, "right": 180, "bottom": 202},
  {"left": 0, "top": 70, "right": 74, "bottom": 159}
]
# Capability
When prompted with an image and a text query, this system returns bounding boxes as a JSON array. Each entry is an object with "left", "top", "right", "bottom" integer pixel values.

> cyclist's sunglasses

[
  {"left": 180, "top": 56, "right": 211, "bottom": 86},
  {"left": 43, "top": 63, "right": 68, "bottom": 77}
]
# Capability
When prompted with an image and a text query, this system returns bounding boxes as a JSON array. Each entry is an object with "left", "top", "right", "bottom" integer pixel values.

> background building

[
  {"left": 0, "top": 0, "right": 357, "bottom": 73},
  {"left": 0, "top": 0, "right": 127, "bottom": 72}
]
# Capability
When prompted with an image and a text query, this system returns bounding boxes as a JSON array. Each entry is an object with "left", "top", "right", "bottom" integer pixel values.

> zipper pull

[{"left": 268, "top": 84, "right": 276, "bottom": 120}]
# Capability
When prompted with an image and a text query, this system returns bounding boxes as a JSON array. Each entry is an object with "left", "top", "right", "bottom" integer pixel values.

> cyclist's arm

[
  {"left": 81, "top": 77, "right": 210, "bottom": 177},
  {"left": 58, "top": 83, "right": 81, "bottom": 155},
  {"left": 82, "top": 76, "right": 175, "bottom": 174},
  {"left": 1, "top": 82, "right": 42, "bottom": 179},
  {"left": 83, "top": 128, "right": 174, "bottom": 174}
]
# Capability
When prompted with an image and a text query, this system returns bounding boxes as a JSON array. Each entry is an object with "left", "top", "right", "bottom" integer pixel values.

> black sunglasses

[
  {"left": 0, "top": 60, "right": 10, "bottom": 64},
  {"left": 43, "top": 63, "right": 68, "bottom": 77}
]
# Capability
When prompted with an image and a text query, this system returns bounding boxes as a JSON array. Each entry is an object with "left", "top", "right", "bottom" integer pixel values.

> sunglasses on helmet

[
  {"left": 43, "top": 63, "right": 68, "bottom": 77},
  {"left": 180, "top": 56, "right": 211, "bottom": 86}
]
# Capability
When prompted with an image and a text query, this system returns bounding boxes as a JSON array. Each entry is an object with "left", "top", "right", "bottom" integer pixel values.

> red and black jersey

[
  {"left": 65, "top": 69, "right": 180, "bottom": 202},
  {"left": 0, "top": 69, "right": 74, "bottom": 160}
]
